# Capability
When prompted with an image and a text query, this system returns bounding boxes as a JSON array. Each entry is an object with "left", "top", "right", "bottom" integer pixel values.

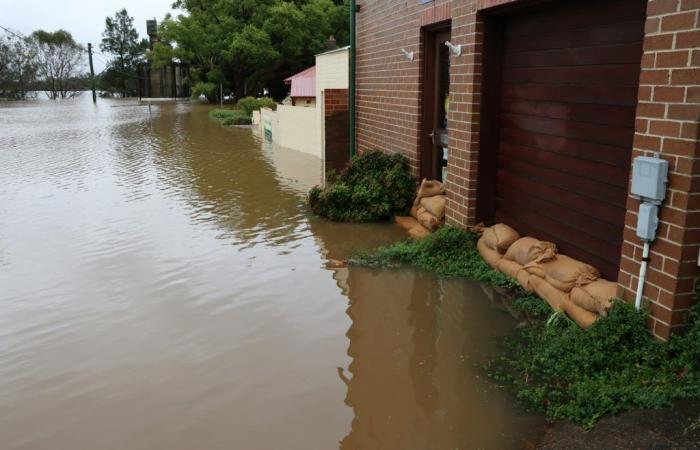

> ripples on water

[{"left": 0, "top": 95, "right": 543, "bottom": 449}]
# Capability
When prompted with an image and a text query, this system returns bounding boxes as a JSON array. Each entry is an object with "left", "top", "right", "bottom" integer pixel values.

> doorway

[{"left": 421, "top": 26, "right": 451, "bottom": 182}]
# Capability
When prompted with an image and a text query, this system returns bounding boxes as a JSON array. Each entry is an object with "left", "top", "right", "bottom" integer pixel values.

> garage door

[{"left": 493, "top": 0, "right": 645, "bottom": 279}]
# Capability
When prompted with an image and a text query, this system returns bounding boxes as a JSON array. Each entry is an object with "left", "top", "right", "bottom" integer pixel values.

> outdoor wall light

[
  {"left": 400, "top": 48, "right": 414, "bottom": 62},
  {"left": 444, "top": 41, "right": 462, "bottom": 56}
]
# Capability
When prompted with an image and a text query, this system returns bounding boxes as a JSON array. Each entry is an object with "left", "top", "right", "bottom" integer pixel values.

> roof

[
  {"left": 316, "top": 45, "right": 350, "bottom": 57},
  {"left": 284, "top": 66, "right": 316, "bottom": 98}
]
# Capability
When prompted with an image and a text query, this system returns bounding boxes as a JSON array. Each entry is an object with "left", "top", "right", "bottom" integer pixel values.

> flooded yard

[{"left": 0, "top": 96, "right": 544, "bottom": 449}]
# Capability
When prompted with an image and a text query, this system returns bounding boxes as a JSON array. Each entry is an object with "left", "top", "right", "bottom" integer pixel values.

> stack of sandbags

[
  {"left": 476, "top": 223, "right": 521, "bottom": 269},
  {"left": 497, "top": 237, "right": 557, "bottom": 292},
  {"left": 475, "top": 222, "right": 618, "bottom": 330},
  {"left": 395, "top": 179, "right": 446, "bottom": 238},
  {"left": 523, "top": 255, "right": 600, "bottom": 312},
  {"left": 410, "top": 179, "right": 447, "bottom": 232}
]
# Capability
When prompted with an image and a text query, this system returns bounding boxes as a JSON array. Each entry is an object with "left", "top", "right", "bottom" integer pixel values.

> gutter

[{"left": 349, "top": 0, "right": 357, "bottom": 158}]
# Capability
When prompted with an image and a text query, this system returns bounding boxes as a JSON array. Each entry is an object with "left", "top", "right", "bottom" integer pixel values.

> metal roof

[{"left": 284, "top": 66, "right": 316, "bottom": 98}]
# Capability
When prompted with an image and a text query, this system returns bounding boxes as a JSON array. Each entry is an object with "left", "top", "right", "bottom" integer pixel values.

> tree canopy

[
  {"left": 32, "top": 29, "right": 85, "bottom": 99},
  {"left": 149, "top": 0, "right": 349, "bottom": 101},
  {"left": 99, "top": 9, "right": 149, "bottom": 97}
]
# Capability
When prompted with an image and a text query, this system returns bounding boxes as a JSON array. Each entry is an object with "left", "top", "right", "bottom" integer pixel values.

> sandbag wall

[
  {"left": 396, "top": 179, "right": 446, "bottom": 238},
  {"left": 477, "top": 224, "right": 618, "bottom": 329}
]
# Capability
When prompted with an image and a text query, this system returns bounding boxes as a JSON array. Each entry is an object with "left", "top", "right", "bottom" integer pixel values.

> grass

[
  {"left": 351, "top": 225, "right": 700, "bottom": 428},
  {"left": 351, "top": 226, "right": 551, "bottom": 317}
]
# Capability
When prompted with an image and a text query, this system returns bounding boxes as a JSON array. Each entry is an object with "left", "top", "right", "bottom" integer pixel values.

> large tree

[
  {"left": 0, "top": 30, "right": 37, "bottom": 99},
  {"left": 149, "top": 0, "right": 349, "bottom": 102},
  {"left": 99, "top": 9, "right": 148, "bottom": 97},
  {"left": 32, "top": 30, "right": 85, "bottom": 100}
]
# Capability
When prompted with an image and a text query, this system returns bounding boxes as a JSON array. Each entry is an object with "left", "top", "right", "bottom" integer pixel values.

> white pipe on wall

[{"left": 635, "top": 241, "right": 651, "bottom": 310}]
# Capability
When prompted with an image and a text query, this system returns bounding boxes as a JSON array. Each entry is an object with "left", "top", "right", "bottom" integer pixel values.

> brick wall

[
  {"left": 355, "top": 0, "right": 700, "bottom": 338},
  {"left": 324, "top": 89, "right": 350, "bottom": 174},
  {"left": 617, "top": 0, "right": 700, "bottom": 339}
]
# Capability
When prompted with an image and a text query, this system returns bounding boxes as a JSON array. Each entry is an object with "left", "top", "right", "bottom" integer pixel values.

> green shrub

[
  {"left": 487, "top": 301, "right": 700, "bottom": 428},
  {"left": 191, "top": 82, "right": 217, "bottom": 101},
  {"left": 236, "top": 96, "right": 277, "bottom": 116},
  {"left": 308, "top": 151, "right": 417, "bottom": 222},
  {"left": 209, "top": 108, "right": 251, "bottom": 125},
  {"left": 351, "top": 226, "right": 550, "bottom": 317},
  {"left": 221, "top": 114, "right": 252, "bottom": 126}
]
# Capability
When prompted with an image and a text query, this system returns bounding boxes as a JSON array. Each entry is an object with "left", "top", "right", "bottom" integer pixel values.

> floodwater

[{"left": 0, "top": 95, "right": 544, "bottom": 449}]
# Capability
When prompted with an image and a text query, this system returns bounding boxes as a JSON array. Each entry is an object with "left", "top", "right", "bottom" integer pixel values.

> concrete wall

[{"left": 260, "top": 106, "right": 320, "bottom": 157}]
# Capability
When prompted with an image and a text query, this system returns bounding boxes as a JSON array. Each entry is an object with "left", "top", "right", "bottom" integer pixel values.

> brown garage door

[{"left": 489, "top": 0, "right": 645, "bottom": 279}]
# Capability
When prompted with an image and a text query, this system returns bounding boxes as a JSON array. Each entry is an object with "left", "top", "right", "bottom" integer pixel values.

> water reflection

[{"left": 336, "top": 268, "right": 544, "bottom": 449}]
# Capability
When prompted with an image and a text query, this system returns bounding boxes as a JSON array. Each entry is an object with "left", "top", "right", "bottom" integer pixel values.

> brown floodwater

[{"left": 0, "top": 95, "right": 544, "bottom": 449}]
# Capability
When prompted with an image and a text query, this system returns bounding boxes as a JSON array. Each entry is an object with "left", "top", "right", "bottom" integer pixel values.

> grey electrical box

[
  {"left": 631, "top": 156, "right": 669, "bottom": 204},
  {"left": 637, "top": 203, "right": 659, "bottom": 241}
]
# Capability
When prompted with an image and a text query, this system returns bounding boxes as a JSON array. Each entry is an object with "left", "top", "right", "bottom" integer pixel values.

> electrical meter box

[
  {"left": 637, "top": 203, "right": 659, "bottom": 241},
  {"left": 631, "top": 156, "right": 669, "bottom": 204}
]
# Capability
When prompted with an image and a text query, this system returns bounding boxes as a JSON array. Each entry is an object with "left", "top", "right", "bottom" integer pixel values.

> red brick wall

[
  {"left": 324, "top": 89, "right": 350, "bottom": 173},
  {"left": 355, "top": 0, "right": 700, "bottom": 339},
  {"left": 617, "top": 0, "right": 700, "bottom": 339}
]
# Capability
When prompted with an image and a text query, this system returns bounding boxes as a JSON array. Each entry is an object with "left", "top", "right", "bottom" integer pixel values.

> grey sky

[{"left": 0, "top": 0, "right": 177, "bottom": 71}]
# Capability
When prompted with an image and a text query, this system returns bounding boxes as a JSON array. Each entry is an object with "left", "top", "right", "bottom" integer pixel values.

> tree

[
  {"left": 0, "top": 30, "right": 37, "bottom": 99},
  {"left": 149, "top": 0, "right": 349, "bottom": 102},
  {"left": 32, "top": 30, "right": 85, "bottom": 100},
  {"left": 99, "top": 9, "right": 148, "bottom": 97}
]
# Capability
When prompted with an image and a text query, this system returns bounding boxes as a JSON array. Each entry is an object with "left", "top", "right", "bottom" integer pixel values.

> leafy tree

[
  {"left": 31, "top": 30, "right": 85, "bottom": 100},
  {"left": 0, "top": 30, "right": 37, "bottom": 99},
  {"left": 149, "top": 0, "right": 349, "bottom": 102},
  {"left": 99, "top": 9, "right": 148, "bottom": 97}
]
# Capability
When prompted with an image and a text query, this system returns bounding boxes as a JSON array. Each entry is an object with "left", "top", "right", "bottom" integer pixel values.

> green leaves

[
  {"left": 489, "top": 301, "right": 700, "bottom": 428},
  {"left": 308, "top": 151, "right": 417, "bottom": 222}
]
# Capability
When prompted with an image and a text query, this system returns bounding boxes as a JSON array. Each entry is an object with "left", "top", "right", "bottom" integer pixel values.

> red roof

[{"left": 284, "top": 66, "right": 316, "bottom": 98}]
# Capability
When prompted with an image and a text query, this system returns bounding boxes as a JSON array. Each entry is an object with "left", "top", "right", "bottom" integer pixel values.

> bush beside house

[{"left": 308, "top": 151, "right": 416, "bottom": 222}]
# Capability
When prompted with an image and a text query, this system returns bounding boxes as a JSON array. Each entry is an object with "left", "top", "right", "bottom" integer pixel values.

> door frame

[{"left": 420, "top": 22, "right": 451, "bottom": 181}]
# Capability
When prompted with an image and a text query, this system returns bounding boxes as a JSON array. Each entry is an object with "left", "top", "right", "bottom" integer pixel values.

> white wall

[{"left": 260, "top": 106, "right": 320, "bottom": 157}]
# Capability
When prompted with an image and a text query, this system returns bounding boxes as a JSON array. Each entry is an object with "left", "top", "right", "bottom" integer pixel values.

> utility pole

[{"left": 87, "top": 43, "right": 96, "bottom": 104}]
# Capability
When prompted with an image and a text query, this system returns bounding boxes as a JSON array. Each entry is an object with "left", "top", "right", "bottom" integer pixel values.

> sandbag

[
  {"left": 516, "top": 269, "right": 534, "bottom": 292},
  {"left": 503, "top": 237, "right": 557, "bottom": 265},
  {"left": 529, "top": 275, "right": 567, "bottom": 311},
  {"left": 408, "top": 224, "right": 430, "bottom": 239},
  {"left": 525, "top": 255, "right": 599, "bottom": 293},
  {"left": 497, "top": 259, "right": 523, "bottom": 278},
  {"left": 414, "top": 206, "right": 439, "bottom": 232},
  {"left": 414, "top": 179, "right": 445, "bottom": 205},
  {"left": 562, "top": 296, "right": 599, "bottom": 330},
  {"left": 420, "top": 195, "right": 446, "bottom": 220},
  {"left": 395, "top": 215, "right": 419, "bottom": 231},
  {"left": 571, "top": 279, "right": 617, "bottom": 316},
  {"left": 477, "top": 236, "right": 503, "bottom": 269},
  {"left": 481, "top": 223, "right": 521, "bottom": 254}
]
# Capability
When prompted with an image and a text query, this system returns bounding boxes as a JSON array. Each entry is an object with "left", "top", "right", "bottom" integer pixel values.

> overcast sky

[{"left": 0, "top": 0, "right": 177, "bottom": 71}]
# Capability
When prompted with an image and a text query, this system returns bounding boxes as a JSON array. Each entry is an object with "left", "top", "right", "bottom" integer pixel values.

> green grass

[
  {"left": 351, "top": 226, "right": 551, "bottom": 317},
  {"left": 351, "top": 225, "right": 700, "bottom": 427}
]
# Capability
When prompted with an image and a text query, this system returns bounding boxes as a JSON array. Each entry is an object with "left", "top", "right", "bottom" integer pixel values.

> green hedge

[{"left": 308, "top": 151, "right": 417, "bottom": 222}]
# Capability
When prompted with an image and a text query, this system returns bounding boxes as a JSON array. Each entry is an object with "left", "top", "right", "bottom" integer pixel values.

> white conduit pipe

[{"left": 634, "top": 241, "right": 651, "bottom": 310}]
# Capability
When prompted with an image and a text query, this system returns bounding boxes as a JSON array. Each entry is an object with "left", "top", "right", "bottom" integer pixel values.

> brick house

[{"left": 354, "top": 0, "right": 700, "bottom": 339}]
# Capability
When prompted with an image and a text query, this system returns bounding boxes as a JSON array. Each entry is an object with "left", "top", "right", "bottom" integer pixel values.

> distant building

[
  {"left": 284, "top": 66, "right": 317, "bottom": 107},
  {"left": 137, "top": 20, "right": 190, "bottom": 99}
]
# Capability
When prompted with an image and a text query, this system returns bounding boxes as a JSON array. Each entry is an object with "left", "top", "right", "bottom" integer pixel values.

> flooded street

[{"left": 0, "top": 96, "right": 543, "bottom": 449}]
